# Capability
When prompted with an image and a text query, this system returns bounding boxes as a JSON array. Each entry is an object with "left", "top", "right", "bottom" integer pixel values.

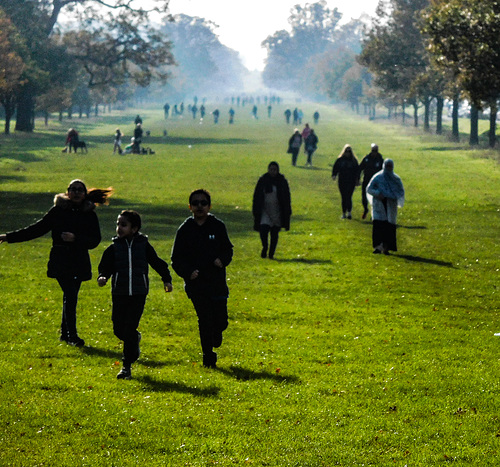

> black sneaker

[
  {"left": 117, "top": 366, "right": 132, "bottom": 380},
  {"left": 66, "top": 336, "right": 85, "bottom": 347}
]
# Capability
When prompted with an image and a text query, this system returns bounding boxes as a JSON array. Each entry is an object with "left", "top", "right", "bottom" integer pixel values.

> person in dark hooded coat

[{"left": 252, "top": 162, "right": 292, "bottom": 259}]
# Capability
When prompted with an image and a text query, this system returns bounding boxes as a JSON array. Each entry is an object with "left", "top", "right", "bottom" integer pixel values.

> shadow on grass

[
  {"left": 218, "top": 365, "right": 300, "bottom": 383},
  {"left": 394, "top": 254, "right": 455, "bottom": 268},
  {"left": 294, "top": 165, "right": 330, "bottom": 172},
  {"left": 0, "top": 192, "right": 256, "bottom": 240},
  {"left": 88, "top": 135, "right": 251, "bottom": 146},
  {"left": 82, "top": 345, "right": 122, "bottom": 360},
  {"left": 136, "top": 374, "right": 220, "bottom": 397},
  {"left": 398, "top": 224, "right": 427, "bottom": 230},
  {"left": 272, "top": 258, "right": 332, "bottom": 265}
]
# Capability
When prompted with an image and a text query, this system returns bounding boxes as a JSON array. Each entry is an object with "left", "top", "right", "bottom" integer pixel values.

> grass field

[{"left": 0, "top": 102, "right": 499, "bottom": 466}]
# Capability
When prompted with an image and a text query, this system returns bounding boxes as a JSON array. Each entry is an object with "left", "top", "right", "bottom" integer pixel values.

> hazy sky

[{"left": 167, "top": 0, "right": 380, "bottom": 70}]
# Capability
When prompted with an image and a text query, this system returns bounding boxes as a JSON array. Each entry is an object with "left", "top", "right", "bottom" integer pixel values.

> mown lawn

[{"left": 0, "top": 102, "right": 499, "bottom": 466}]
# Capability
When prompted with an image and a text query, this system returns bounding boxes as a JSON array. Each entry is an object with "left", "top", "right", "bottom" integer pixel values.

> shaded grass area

[{"left": 0, "top": 103, "right": 499, "bottom": 466}]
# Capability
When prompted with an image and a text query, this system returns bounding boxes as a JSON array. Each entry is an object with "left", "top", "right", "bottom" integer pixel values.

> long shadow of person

[
  {"left": 393, "top": 254, "right": 455, "bottom": 268},
  {"left": 136, "top": 374, "right": 220, "bottom": 397},
  {"left": 217, "top": 365, "right": 300, "bottom": 383}
]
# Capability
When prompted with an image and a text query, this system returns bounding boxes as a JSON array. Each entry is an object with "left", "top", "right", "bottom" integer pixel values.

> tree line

[
  {"left": 0, "top": 0, "right": 245, "bottom": 134},
  {"left": 261, "top": 0, "right": 500, "bottom": 148}
]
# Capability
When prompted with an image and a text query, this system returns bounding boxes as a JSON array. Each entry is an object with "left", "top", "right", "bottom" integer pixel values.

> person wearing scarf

[
  {"left": 366, "top": 159, "right": 405, "bottom": 254},
  {"left": 252, "top": 162, "right": 292, "bottom": 259},
  {"left": 0, "top": 179, "right": 112, "bottom": 346}
]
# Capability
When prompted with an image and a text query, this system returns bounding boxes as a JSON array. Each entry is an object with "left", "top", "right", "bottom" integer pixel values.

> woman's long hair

[
  {"left": 68, "top": 179, "right": 113, "bottom": 205},
  {"left": 337, "top": 144, "right": 358, "bottom": 162}
]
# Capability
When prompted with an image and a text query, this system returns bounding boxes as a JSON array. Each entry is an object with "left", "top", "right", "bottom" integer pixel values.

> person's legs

[
  {"left": 211, "top": 297, "right": 229, "bottom": 348},
  {"left": 259, "top": 224, "right": 270, "bottom": 258},
  {"left": 191, "top": 296, "right": 228, "bottom": 368},
  {"left": 292, "top": 149, "right": 299, "bottom": 166},
  {"left": 112, "top": 295, "right": 146, "bottom": 368},
  {"left": 372, "top": 220, "right": 386, "bottom": 252},
  {"left": 269, "top": 226, "right": 280, "bottom": 259},
  {"left": 57, "top": 276, "right": 83, "bottom": 345},
  {"left": 361, "top": 180, "right": 369, "bottom": 218}
]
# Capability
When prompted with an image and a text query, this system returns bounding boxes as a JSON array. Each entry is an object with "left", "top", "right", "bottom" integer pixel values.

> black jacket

[
  {"left": 6, "top": 194, "right": 101, "bottom": 280},
  {"left": 359, "top": 151, "right": 384, "bottom": 183},
  {"left": 332, "top": 157, "right": 359, "bottom": 186},
  {"left": 252, "top": 173, "right": 292, "bottom": 231},
  {"left": 171, "top": 215, "right": 233, "bottom": 298},
  {"left": 98, "top": 233, "right": 172, "bottom": 296}
]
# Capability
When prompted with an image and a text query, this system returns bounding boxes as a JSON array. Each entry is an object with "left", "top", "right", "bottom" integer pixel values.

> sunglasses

[
  {"left": 191, "top": 199, "right": 209, "bottom": 207},
  {"left": 69, "top": 187, "right": 85, "bottom": 193}
]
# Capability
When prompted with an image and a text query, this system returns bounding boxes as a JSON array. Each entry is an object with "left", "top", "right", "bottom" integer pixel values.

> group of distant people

[{"left": 287, "top": 123, "right": 319, "bottom": 166}]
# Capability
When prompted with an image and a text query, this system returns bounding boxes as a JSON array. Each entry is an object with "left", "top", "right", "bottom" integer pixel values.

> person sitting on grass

[{"left": 97, "top": 210, "right": 173, "bottom": 380}]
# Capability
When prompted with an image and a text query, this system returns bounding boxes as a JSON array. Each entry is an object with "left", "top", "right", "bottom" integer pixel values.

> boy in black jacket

[
  {"left": 171, "top": 189, "right": 233, "bottom": 369},
  {"left": 98, "top": 210, "right": 173, "bottom": 379}
]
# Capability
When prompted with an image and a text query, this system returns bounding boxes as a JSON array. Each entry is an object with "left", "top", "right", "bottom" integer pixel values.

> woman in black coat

[
  {"left": 252, "top": 162, "right": 292, "bottom": 259},
  {"left": 0, "top": 179, "right": 111, "bottom": 346},
  {"left": 331, "top": 144, "right": 359, "bottom": 219}
]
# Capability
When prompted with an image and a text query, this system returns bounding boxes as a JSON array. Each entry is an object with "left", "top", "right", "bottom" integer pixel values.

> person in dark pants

[
  {"left": 98, "top": 210, "right": 173, "bottom": 379},
  {"left": 358, "top": 143, "right": 384, "bottom": 219},
  {"left": 288, "top": 129, "right": 302, "bottom": 166},
  {"left": 171, "top": 189, "right": 233, "bottom": 369},
  {"left": 252, "top": 162, "right": 292, "bottom": 259},
  {"left": 304, "top": 129, "right": 318, "bottom": 166},
  {"left": 331, "top": 144, "right": 360, "bottom": 219},
  {"left": 0, "top": 180, "right": 111, "bottom": 346}
]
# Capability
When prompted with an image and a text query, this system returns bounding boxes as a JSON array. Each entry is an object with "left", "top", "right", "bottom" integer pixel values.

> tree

[
  {"left": 159, "top": 14, "right": 245, "bottom": 97},
  {"left": 0, "top": 10, "right": 26, "bottom": 134},
  {"left": 359, "top": 0, "right": 431, "bottom": 126},
  {"left": 262, "top": 1, "right": 342, "bottom": 91},
  {"left": 423, "top": 0, "right": 500, "bottom": 146}
]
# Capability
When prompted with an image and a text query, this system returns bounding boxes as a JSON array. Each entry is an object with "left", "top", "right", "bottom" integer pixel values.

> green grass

[{"left": 0, "top": 102, "right": 499, "bottom": 466}]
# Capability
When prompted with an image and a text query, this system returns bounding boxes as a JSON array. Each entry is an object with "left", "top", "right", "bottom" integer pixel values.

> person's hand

[
  {"left": 97, "top": 276, "right": 108, "bottom": 287},
  {"left": 332, "top": 175, "right": 336, "bottom": 181},
  {"left": 0, "top": 234, "right": 6, "bottom": 244},
  {"left": 61, "top": 232, "right": 76, "bottom": 242},
  {"left": 214, "top": 258, "right": 223, "bottom": 268},
  {"left": 190, "top": 270, "right": 199, "bottom": 280},
  {"left": 164, "top": 282, "right": 173, "bottom": 293}
]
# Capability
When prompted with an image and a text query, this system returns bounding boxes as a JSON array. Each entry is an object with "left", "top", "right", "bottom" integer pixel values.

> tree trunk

[
  {"left": 413, "top": 103, "right": 418, "bottom": 127},
  {"left": 423, "top": 97, "right": 430, "bottom": 131},
  {"left": 402, "top": 101, "right": 406, "bottom": 124},
  {"left": 452, "top": 97, "right": 459, "bottom": 141},
  {"left": 436, "top": 96, "right": 444, "bottom": 135},
  {"left": 15, "top": 91, "right": 35, "bottom": 132},
  {"left": 469, "top": 105, "right": 479, "bottom": 145},
  {"left": 489, "top": 102, "right": 497, "bottom": 148},
  {"left": 2, "top": 97, "right": 15, "bottom": 134},
  {"left": 44, "top": 110, "right": 49, "bottom": 126}
]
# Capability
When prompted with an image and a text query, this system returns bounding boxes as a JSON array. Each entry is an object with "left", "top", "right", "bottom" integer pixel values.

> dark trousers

[
  {"left": 259, "top": 225, "right": 280, "bottom": 258},
  {"left": 339, "top": 182, "right": 355, "bottom": 213},
  {"left": 291, "top": 148, "right": 299, "bottom": 166},
  {"left": 306, "top": 150, "right": 315, "bottom": 165},
  {"left": 372, "top": 220, "right": 397, "bottom": 251},
  {"left": 361, "top": 180, "right": 370, "bottom": 212},
  {"left": 190, "top": 295, "right": 228, "bottom": 367},
  {"left": 112, "top": 295, "right": 146, "bottom": 366},
  {"left": 57, "top": 276, "right": 82, "bottom": 339}
]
